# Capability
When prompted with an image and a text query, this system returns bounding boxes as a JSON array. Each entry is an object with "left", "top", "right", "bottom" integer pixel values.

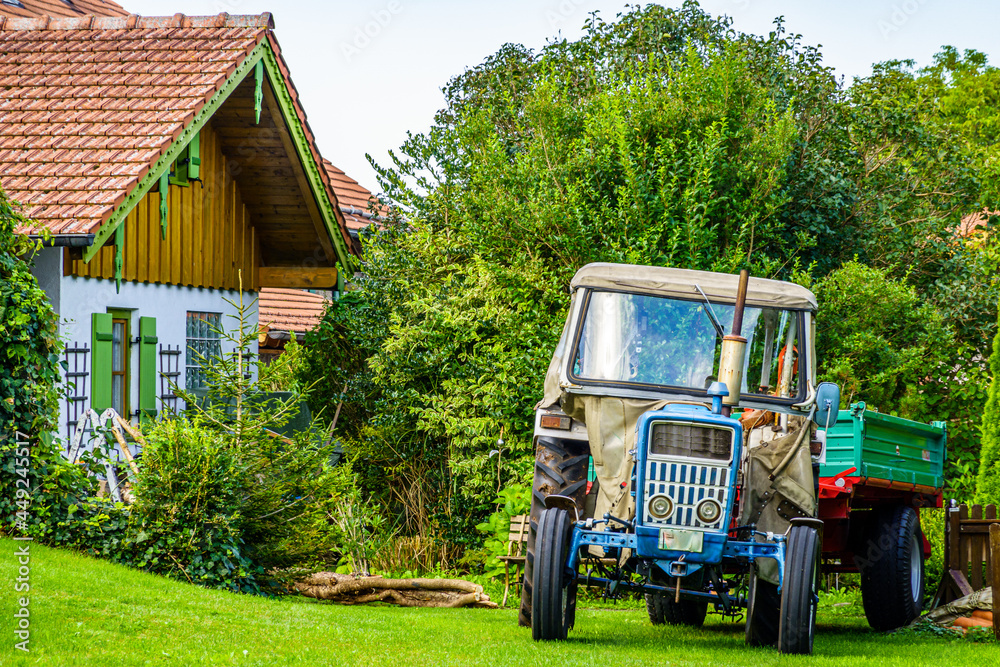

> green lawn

[{"left": 0, "top": 538, "right": 991, "bottom": 666}]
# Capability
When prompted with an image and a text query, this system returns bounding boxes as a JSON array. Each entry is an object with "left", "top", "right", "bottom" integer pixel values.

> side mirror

[{"left": 812, "top": 382, "right": 840, "bottom": 429}]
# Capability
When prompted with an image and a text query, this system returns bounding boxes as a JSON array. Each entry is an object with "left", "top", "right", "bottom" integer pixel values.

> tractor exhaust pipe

[{"left": 719, "top": 269, "right": 750, "bottom": 413}]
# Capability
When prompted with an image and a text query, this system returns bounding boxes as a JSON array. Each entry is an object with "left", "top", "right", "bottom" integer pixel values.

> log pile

[
  {"left": 912, "top": 586, "right": 997, "bottom": 635},
  {"left": 294, "top": 572, "right": 499, "bottom": 609}
]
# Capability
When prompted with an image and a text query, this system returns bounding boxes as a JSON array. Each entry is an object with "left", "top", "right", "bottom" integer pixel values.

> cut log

[{"left": 293, "top": 573, "right": 499, "bottom": 609}]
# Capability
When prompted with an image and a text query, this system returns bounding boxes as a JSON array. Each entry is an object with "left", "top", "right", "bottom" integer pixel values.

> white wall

[
  {"left": 56, "top": 273, "right": 257, "bottom": 444},
  {"left": 27, "top": 246, "right": 62, "bottom": 313}
]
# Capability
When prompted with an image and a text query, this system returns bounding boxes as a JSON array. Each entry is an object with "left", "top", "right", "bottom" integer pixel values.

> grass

[{"left": 0, "top": 537, "right": 993, "bottom": 666}]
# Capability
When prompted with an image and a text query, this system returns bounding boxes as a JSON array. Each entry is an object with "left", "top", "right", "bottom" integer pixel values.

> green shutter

[
  {"left": 138, "top": 316, "right": 158, "bottom": 422},
  {"left": 91, "top": 313, "right": 113, "bottom": 413},
  {"left": 188, "top": 132, "right": 201, "bottom": 180}
]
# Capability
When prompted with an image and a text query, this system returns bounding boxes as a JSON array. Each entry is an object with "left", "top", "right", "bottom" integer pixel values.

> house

[{"left": 0, "top": 12, "right": 357, "bottom": 443}]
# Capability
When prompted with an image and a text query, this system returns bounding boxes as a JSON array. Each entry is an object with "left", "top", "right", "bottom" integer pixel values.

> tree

[
  {"left": 975, "top": 301, "right": 1000, "bottom": 506},
  {"left": 302, "top": 3, "right": 987, "bottom": 550}
]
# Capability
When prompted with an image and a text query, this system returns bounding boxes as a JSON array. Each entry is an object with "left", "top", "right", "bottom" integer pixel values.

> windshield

[{"left": 569, "top": 290, "right": 804, "bottom": 400}]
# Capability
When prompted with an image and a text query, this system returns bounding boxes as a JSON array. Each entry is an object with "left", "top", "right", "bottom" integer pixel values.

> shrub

[
  {"left": 921, "top": 507, "right": 946, "bottom": 602},
  {"left": 472, "top": 484, "right": 531, "bottom": 580},
  {"left": 260, "top": 335, "right": 306, "bottom": 393},
  {"left": 0, "top": 187, "right": 61, "bottom": 445},
  {"left": 0, "top": 185, "right": 74, "bottom": 541},
  {"left": 168, "top": 293, "right": 345, "bottom": 574},
  {"left": 127, "top": 418, "right": 259, "bottom": 591},
  {"left": 813, "top": 261, "right": 954, "bottom": 417}
]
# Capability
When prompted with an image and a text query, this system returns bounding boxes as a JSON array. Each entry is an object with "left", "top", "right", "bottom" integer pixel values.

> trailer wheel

[
  {"left": 532, "top": 507, "right": 578, "bottom": 641},
  {"left": 745, "top": 564, "right": 779, "bottom": 647},
  {"left": 645, "top": 590, "right": 708, "bottom": 627},
  {"left": 778, "top": 524, "right": 820, "bottom": 655},
  {"left": 859, "top": 505, "right": 925, "bottom": 631},
  {"left": 519, "top": 436, "right": 589, "bottom": 628}
]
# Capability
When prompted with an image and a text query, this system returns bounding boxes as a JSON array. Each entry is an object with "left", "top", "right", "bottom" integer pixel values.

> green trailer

[{"left": 817, "top": 401, "right": 947, "bottom": 631}]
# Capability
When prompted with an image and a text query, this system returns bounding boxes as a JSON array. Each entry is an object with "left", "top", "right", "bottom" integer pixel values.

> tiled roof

[
  {"left": 323, "top": 159, "right": 384, "bottom": 232},
  {"left": 0, "top": 0, "right": 127, "bottom": 18},
  {"left": 258, "top": 287, "right": 328, "bottom": 339},
  {"left": 0, "top": 13, "right": 272, "bottom": 235}
]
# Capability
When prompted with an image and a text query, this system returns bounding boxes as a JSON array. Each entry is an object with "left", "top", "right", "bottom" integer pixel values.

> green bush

[
  {"left": 0, "top": 185, "right": 79, "bottom": 543},
  {"left": 260, "top": 335, "right": 306, "bottom": 393},
  {"left": 0, "top": 188, "right": 61, "bottom": 444},
  {"left": 921, "top": 507, "right": 946, "bottom": 602},
  {"left": 472, "top": 484, "right": 531, "bottom": 579},
  {"left": 813, "top": 261, "right": 955, "bottom": 417},
  {"left": 4, "top": 284, "right": 347, "bottom": 593},
  {"left": 127, "top": 419, "right": 260, "bottom": 591}
]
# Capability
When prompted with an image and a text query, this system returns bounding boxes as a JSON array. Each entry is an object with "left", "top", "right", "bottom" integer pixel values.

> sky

[{"left": 132, "top": 0, "right": 1000, "bottom": 194}]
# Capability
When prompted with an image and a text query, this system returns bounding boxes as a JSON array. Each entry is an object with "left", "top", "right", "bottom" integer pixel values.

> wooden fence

[{"left": 932, "top": 504, "right": 1000, "bottom": 612}]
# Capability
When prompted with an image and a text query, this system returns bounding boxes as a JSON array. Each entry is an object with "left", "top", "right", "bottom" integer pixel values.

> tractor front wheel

[
  {"left": 532, "top": 507, "right": 578, "bottom": 641},
  {"left": 519, "top": 436, "right": 589, "bottom": 628},
  {"left": 778, "top": 524, "right": 820, "bottom": 655}
]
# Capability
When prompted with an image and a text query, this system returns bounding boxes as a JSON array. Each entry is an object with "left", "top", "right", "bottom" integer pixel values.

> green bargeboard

[{"left": 820, "top": 402, "right": 946, "bottom": 490}]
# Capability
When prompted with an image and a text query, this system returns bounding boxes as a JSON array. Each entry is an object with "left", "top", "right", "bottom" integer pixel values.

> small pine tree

[{"left": 974, "top": 300, "right": 1000, "bottom": 505}]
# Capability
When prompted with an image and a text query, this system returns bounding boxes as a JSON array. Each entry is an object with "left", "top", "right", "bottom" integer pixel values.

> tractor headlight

[
  {"left": 696, "top": 498, "right": 722, "bottom": 524},
  {"left": 648, "top": 494, "right": 674, "bottom": 520}
]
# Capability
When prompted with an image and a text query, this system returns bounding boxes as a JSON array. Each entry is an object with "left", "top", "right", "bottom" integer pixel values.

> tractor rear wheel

[
  {"left": 859, "top": 505, "right": 925, "bottom": 631},
  {"left": 645, "top": 590, "right": 708, "bottom": 627},
  {"left": 745, "top": 564, "right": 779, "bottom": 647},
  {"left": 778, "top": 524, "right": 820, "bottom": 655},
  {"left": 532, "top": 507, "right": 578, "bottom": 641},
  {"left": 519, "top": 436, "right": 589, "bottom": 628},
  {"left": 646, "top": 572, "right": 708, "bottom": 627}
]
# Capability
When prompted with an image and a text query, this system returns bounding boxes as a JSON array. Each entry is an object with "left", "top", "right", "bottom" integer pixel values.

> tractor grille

[
  {"left": 642, "top": 422, "right": 735, "bottom": 531},
  {"left": 650, "top": 422, "right": 732, "bottom": 461}
]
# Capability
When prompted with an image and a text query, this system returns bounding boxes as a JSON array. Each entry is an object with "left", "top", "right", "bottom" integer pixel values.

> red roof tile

[
  {"left": 0, "top": 0, "right": 128, "bottom": 19},
  {"left": 323, "top": 159, "right": 385, "bottom": 232},
  {"left": 258, "top": 288, "right": 329, "bottom": 339},
  {"left": 0, "top": 13, "right": 272, "bottom": 235}
]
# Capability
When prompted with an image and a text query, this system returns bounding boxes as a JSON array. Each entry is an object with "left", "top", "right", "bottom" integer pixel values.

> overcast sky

[{"left": 133, "top": 0, "right": 1000, "bottom": 194}]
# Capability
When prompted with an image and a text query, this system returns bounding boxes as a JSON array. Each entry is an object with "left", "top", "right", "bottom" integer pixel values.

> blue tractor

[{"left": 522, "top": 263, "right": 840, "bottom": 655}]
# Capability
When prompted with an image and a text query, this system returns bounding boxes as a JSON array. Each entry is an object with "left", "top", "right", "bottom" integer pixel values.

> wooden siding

[{"left": 65, "top": 121, "right": 261, "bottom": 292}]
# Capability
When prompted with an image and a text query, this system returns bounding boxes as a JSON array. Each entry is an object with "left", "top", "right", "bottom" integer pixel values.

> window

[
  {"left": 111, "top": 317, "right": 130, "bottom": 416},
  {"left": 569, "top": 291, "right": 805, "bottom": 402},
  {"left": 186, "top": 312, "right": 221, "bottom": 390}
]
